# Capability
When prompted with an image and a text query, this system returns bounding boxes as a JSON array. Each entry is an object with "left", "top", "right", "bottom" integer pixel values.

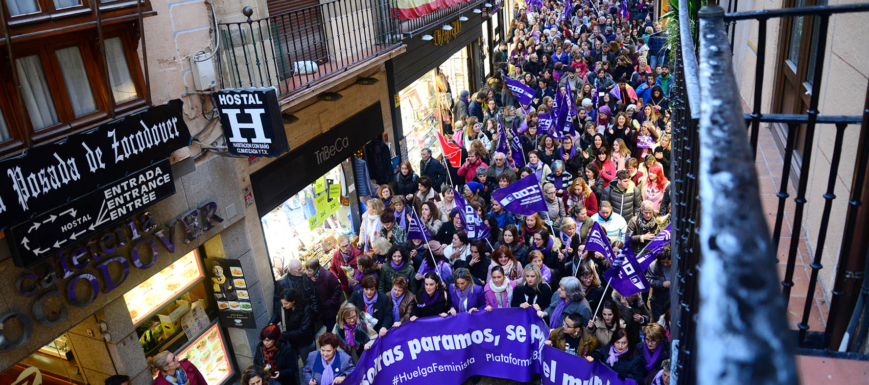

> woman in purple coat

[{"left": 447, "top": 268, "right": 486, "bottom": 315}]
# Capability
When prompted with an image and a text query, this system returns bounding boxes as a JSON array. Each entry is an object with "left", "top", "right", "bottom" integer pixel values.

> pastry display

[
  {"left": 125, "top": 252, "right": 203, "bottom": 325},
  {"left": 175, "top": 323, "right": 232, "bottom": 385}
]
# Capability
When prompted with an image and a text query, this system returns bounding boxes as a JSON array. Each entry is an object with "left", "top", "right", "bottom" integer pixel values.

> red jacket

[
  {"left": 151, "top": 359, "right": 207, "bottom": 385},
  {"left": 330, "top": 247, "right": 361, "bottom": 292},
  {"left": 457, "top": 158, "right": 488, "bottom": 184},
  {"left": 598, "top": 159, "right": 618, "bottom": 182}
]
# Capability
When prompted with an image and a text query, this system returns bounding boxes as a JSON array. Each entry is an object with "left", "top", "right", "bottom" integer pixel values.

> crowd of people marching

[{"left": 144, "top": 1, "right": 674, "bottom": 385}]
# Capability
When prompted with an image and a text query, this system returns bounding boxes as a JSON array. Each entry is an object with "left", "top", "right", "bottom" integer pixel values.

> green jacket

[{"left": 379, "top": 261, "right": 416, "bottom": 293}]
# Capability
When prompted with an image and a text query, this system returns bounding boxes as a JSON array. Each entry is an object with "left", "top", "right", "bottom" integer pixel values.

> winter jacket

[
  {"left": 597, "top": 159, "right": 618, "bottom": 182},
  {"left": 485, "top": 165, "right": 518, "bottom": 185},
  {"left": 544, "top": 292, "right": 593, "bottom": 328},
  {"left": 379, "top": 261, "right": 416, "bottom": 294},
  {"left": 483, "top": 280, "right": 517, "bottom": 309},
  {"left": 388, "top": 291, "right": 417, "bottom": 324},
  {"left": 420, "top": 158, "right": 447, "bottom": 193},
  {"left": 412, "top": 287, "right": 451, "bottom": 318},
  {"left": 270, "top": 303, "right": 315, "bottom": 349},
  {"left": 637, "top": 341, "right": 670, "bottom": 377},
  {"left": 613, "top": 291, "right": 651, "bottom": 344},
  {"left": 542, "top": 196, "right": 567, "bottom": 227},
  {"left": 274, "top": 274, "right": 319, "bottom": 324},
  {"left": 601, "top": 182, "right": 643, "bottom": 222},
  {"left": 448, "top": 284, "right": 487, "bottom": 312},
  {"left": 564, "top": 192, "right": 598, "bottom": 216},
  {"left": 332, "top": 318, "right": 378, "bottom": 355},
  {"left": 310, "top": 267, "right": 343, "bottom": 323},
  {"left": 511, "top": 282, "right": 554, "bottom": 310},
  {"left": 645, "top": 256, "right": 673, "bottom": 320},
  {"left": 329, "top": 247, "right": 361, "bottom": 293},
  {"left": 453, "top": 97, "right": 469, "bottom": 123},
  {"left": 591, "top": 212, "right": 628, "bottom": 244},
  {"left": 302, "top": 351, "right": 355, "bottom": 385},
  {"left": 488, "top": 210, "right": 516, "bottom": 230},
  {"left": 394, "top": 172, "right": 419, "bottom": 198},
  {"left": 349, "top": 290, "right": 394, "bottom": 331},
  {"left": 468, "top": 99, "right": 485, "bottom": 122},
  {"left": 548, "top": 327, "right": 599, "bottom": 357},
  {"left": 457, "top": 157, "right": 488, "bottom": 184},
  {"left": 546, "top": 171, "right": 574, "bottom": 195},
  {"left": 627, "top": 215, "right": 659, "bottom": 253},
  {"left": 150, "top": 360, "right": 207, "bottom": 385},
  {"left": 253, "top": 342, "right": 299, "bottom": 385}
]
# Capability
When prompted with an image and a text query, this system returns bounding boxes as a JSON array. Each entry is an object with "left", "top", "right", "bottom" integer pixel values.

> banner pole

[
  {"left": 412, "top": 207, "right": 440, "bottom": 280},
  {"left": 591, "top": 279, "right": 612, "bottom": 321}
]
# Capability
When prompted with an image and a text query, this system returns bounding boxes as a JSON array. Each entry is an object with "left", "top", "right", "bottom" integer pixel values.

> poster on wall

[
  {"left": 213, "top": 87, "right": 289, "bottom": 158},
  {"left": 205, "top": 258, "right": 256, "bottom": 329}
]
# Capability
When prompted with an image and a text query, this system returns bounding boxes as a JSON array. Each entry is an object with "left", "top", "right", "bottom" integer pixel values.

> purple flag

[
  {"left": 637, "top": 135, "right": 655, "bottom": 149},
  {"left": 603, "top": 243, "right": 650, "bottom": 297},
  {"left": 340, "top": 308, "right": 638, "bottom": 385},
  {"left": 407, "top": 207, "right": 432, "bottom": 241},
  {"left": 517, "top": 119, "right": 529, "bottom": 135},
  {"left": 491, "top": 174, "right": 548, "bottom": 216},
  {"left": 506, "top": 78, "right": 535, "bottom": 106},
  {"left": 538, "top": 113, "right": 554, "bottom": 135},
  {"left": 560, "top": 0, "right": 571, "bottom": 21},
  {"left": 565, "top": 79, "right": 578, "bottom": 119},
  {"left": 453, "top": 187, "right": 491, "bottom": 240},
  {"left": 509, "top": 120, "right": 526, "bottom": 169},
  {"left": 620, "top": 0, "right": 629, "bottom": 19},
  {"left": 496, "top": 116, "right": 509, "bottom": 155},
  {"left": 634, "top": 224, "right": 672, "bottom": 270},
  {"left": 584, "top": 222, "right": 617, "bottom": 264}
]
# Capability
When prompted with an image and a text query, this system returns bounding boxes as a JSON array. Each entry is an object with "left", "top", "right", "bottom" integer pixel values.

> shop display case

[
  {"left": 175, "top": 322, "right": 234, "bottom": 385},
  {"left": 124, "top": 251, "right": 204, "bottom": 325}
]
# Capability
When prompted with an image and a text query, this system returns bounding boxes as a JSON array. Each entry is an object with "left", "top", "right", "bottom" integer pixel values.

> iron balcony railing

[
  {"left": 219, "top": 1, "right": 402, "bottom": 99},
  {"left": 669, "top": 0, "right": 869, "bottom": 384},
  {"left": 398, "top": 0, "right": 491, "bottom": 37}
]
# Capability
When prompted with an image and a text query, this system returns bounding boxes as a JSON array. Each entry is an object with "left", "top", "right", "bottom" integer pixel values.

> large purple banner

[{"left": 343, "top": 308, "right": 636, "bottom": 385}]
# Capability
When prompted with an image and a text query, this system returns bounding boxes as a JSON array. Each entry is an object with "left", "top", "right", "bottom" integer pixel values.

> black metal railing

[
  {"left": 219, "top": 1, "right": 401, "bottom": 98},
  {"left": 398, "top": 0, "right": 489, "bottom": 37},
  {"left": 669, "top": 0, "right": 869, "bottom": 383}
]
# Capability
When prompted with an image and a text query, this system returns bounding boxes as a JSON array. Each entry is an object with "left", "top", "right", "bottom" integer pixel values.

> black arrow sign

[{"left": 5, "top": 160, "right": 176, "bottom": 268}]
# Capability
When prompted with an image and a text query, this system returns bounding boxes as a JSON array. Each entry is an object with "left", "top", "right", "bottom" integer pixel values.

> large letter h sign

[{"left": 224, "top": 109, "right": 272, "bottom": 144}]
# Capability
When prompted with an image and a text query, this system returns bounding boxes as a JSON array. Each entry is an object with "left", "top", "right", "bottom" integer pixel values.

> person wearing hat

[
  {"left": 454, "top": 90, "right": 470, "bottom": 124},
  {"left": 463, "top": 181, "right": 487, "bottom": 209}
]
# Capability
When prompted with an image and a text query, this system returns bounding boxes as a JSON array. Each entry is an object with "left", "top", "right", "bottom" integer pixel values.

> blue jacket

[
  {"left": 303, "top": 351, "right": 355, "bottom": 385},
  {"left": 636, "top": 82, "right": 655, "bottom": 104},
  {"left": 449, "top": 284, "right": 487, "bottom": 312},
  {"left": 655, "top": 75, "right": 672, "bottom": 96},
  {"left": 487, "top": 210, "right": 516, "bottom": 229},
  {"left": 468, "top": 100, "right": 485, "bottom": 122},
  {"left": 551, "top": 52, "right": 571, "bottom": 66},
  {"left": 420, "top": 158, "right": 447, "bottom": 192},
  {"left": 648, "top": 32, "right": 668, "bottom": 57}
]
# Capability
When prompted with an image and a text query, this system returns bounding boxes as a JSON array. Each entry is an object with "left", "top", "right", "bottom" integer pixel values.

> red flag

[{"left": 437, "top": 130, "right": 462, "bottom": 167}]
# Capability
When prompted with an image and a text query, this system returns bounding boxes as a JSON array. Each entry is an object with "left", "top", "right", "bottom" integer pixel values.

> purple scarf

[
  {"left": 606, "top": 345, "right": 629, "bottom": 366},
  {"left": 390, "top": 291, "right": 405, "bottom": 322},
  {"left": 558, "top": 144, "right": 577, "bottom": 160},
  {"left": 652, "top": 369, "right": 665, "bottom": 385},
  {"left": 363, "top": 292, "right": 378, "bottom": 316},
  {"left": 344, "top": 322, "right": 359, "bottom": 347},
  {"left": 453, "top": 285, "right": 471, "bottom": 313},
  {"left": 320, "top": 354, "right": 335, "bottom": 385},
  {"left": 530, "top": 161, "right": 545, "bottom": 180},
  {"left": 394, "top": 207, "right": 407, "bottom": 229},
  {"left": 391, "top": 260, "right": 405, "bottom": 270},
  {"left": 532, "top": 236, "right": 554, "bottom": 255},
  {"left": 643, "top": 342, "right": 664, "bottom": 371},
  {"left": 548, "top": 298, "right": 571, "bottom": 328},
  {"left": 419, "top": 289, "right": 440, "bottom": 308}
]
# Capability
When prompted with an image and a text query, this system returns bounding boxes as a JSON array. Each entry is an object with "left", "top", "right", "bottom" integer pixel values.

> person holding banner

[
  {"left": 589, "top": 329, "right": 646, "bottom": 383},
  {"left": 347, "top": 276, "right": 392, "bottom": 336},
  {"left": 386, "top": 277, "right": 416, "bottom": 328},
  {"left": 638, "top": 323, "right": 670, "bottom": 377},
  {"left": 447, "top": 268, "right": 486, "bottom": 315},
  {"left": 545, "top": 313, "right": 599, "bottom": 358},
  {"left": 443, "top": 230, "right": 472, "bottom": 267},
  {"left": 411, "top": 272, "right": 451, "bottom": 319},
  {"left": 511, "top": 264, "right": 553, "bottom": 310},
  {"left": 378, "top": 245, "right": 416, "bottom": 295},
  {"left": 332, "top": 303, "right": 377, "bottom": 363},
  {"left": 540, "top": 276, "right": 593, "bottom": 329},
  {"left": 483, "top": 266, "right": 518, "bottom": 310},
  {"left": 301, "top": 333, "right": 355, "bottom": 385}
]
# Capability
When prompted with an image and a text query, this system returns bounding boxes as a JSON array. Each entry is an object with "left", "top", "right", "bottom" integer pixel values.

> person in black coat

[
  {"left": 394, "top": 160, "right": 419, "bottom": 200},
  {"left": 419, "top": 149, "right": 446, "bottom": 193},
  {"left": 454, "top": 240, "right": 490, "bottom": 285},
  {"left": 273, "top": 259, "right": 319, "bottom": 326},
  {"left": 348, "top": 276, "right": 394, "bottom": 334},
  {"left": 411, "top": 272, "right": 451, "bottom": 319},
  {"left": 253, "top": 325, "right": 300, "bottom": 385},
  {"left": 590, "top": 329, "right": 647, "bottom": 383},
  {"left": 269, "top": 289, "right": 315, "bottom": 364},
  {"left": 304, "top": 259, "right": 343, "bottom": 333},
  {"left": 511, "top": 264, "right": 554, "bottom": 311},
  {"left": 435, "top": 211, "right": 462, "bottom": 245}
]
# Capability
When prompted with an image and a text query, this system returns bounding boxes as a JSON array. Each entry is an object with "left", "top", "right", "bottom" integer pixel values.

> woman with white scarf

[
  {"left": 483, "top": 266, "right": 517, "bottom": 311},
  {"left": 359, "top": 199, "right": 384, "bottom": 254}
]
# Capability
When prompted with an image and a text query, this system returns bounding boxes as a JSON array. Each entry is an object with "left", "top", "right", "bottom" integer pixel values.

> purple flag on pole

[
  {"left": 584, "top": 222, "right": 617, "bottom": 264},
  {"left": 538, "top": 113, "right": 554, "bottom": 134},
  {"left": 453, "top": 187, "right": 491, "bottom": 240},
  {"left": 603, "top": 243, "right": 650, "bottom": 297},
  {"left": 407, "top": 208, "right": 432, "bottom": 241},
  {"left": 637, "top": 136, "right": 655, "bottom": 149},
  {"left": 620, "top": 0, "right": 629, "bottom": 19},
  {"left": 496, "top": 116, "right": 509, "bottom": 155},
  {"left": 491, "top": 174, "right": 549, "bottom": 216},
  {"left": 506, "top": 79, "right": 536, "bottom": 106},
  {"left": 509, "top": 119, "right": 526, "bottom": 169},
  {"left": 517, "top": 119, "right": 529, "bottom": 135},
  {"left": 634, "top": 224, "right": 672, "bottom": 270}
]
